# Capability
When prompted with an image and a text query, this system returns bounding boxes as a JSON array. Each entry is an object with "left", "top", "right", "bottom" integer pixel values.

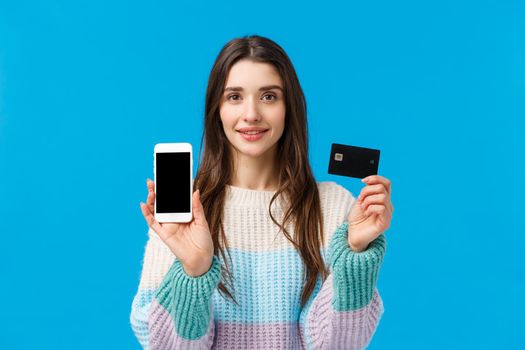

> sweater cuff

[
  {"left": 329, "top": 222, "right": 386, "bottom": 311},
  {"left": 154, "top": 255, "right": 221, "bottom": 340}
]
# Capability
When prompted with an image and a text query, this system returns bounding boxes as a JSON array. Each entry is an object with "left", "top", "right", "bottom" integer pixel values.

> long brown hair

[{"left": 194, "top": 35, "right": 327, "bottom": 307}]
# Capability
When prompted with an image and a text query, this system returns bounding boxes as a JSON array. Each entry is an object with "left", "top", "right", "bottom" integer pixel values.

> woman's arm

[
  {"left": 299, "top": 222, "right": 386, "bottom": 350},
  {"left": 130, "top": 229, "right": 221, "bottom": 349}
]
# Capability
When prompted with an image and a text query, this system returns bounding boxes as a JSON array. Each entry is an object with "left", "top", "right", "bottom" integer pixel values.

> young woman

[{"left": 131, "top": 35, "right": 394, "bottom": 349}]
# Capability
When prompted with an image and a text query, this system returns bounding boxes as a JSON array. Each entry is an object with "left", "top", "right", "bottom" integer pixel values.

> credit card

[{"left": 328, "top": 143, "right": 380, "bottom": 179}]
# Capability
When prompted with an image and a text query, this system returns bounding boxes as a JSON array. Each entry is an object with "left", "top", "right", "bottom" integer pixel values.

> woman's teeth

[{"left": 241, "top": 131, "right": 265, "bottom": 134}]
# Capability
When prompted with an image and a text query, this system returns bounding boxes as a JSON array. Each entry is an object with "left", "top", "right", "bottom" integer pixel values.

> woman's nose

[{"left": 243, "top": 97, "right": 261, "bottom": 122}]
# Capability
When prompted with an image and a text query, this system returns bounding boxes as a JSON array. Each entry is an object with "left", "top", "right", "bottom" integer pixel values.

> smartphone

[{"left": 153, "top": 143, "right": 193, "bottom": 223}]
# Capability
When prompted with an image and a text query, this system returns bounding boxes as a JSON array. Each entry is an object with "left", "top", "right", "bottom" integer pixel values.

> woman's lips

[{"left": 237, "top": 129, "right": 268, "bottom": 141}]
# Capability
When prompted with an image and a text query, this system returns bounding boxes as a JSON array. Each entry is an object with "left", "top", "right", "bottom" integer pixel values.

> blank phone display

[{"left": 156, "top": 152, "right": 191, "bottom": 213}]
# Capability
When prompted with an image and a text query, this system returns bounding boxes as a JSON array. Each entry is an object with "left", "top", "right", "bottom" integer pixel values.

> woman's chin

[{"left": 235, "top": 146, "right": 273, "bottom": 159}]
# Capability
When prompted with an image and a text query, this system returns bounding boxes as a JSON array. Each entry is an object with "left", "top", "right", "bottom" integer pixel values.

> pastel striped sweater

[{"left": 130, "top": 181, "right": 386, "bottom": 349}]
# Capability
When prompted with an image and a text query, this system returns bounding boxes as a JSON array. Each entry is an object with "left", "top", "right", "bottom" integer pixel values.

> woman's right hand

[{"left": 140, "top": 179, "right": 215, "bottom": 277}]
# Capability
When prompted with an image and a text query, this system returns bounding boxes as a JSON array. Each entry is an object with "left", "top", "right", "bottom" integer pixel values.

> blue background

[{"left": 1, "top": 0, "right": 524, "bottom": 348}]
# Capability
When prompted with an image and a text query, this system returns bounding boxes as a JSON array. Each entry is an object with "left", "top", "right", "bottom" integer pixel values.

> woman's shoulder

[
  {"left": 315, "top": 181, "right": 356, "bottom": 244},
  {"left": 316, "top": 181, "right": 356, "bottom": 203}
]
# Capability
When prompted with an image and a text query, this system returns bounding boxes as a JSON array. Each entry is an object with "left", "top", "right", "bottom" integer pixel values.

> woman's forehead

[{"left": 224, "top": 60, "right": 283, "bottom": 89}]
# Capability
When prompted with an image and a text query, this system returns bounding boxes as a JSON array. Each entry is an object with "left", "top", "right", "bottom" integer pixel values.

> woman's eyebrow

[{"left": 224, "top": 85, "right": 283, "bottom": 92}]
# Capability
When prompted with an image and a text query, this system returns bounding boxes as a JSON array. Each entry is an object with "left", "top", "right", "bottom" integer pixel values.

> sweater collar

[{"left": 224, "top": 184, "right": 287, "bottom": 208}]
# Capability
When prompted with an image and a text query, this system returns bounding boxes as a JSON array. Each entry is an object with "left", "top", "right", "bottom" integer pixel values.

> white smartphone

[{"left": 153, "top": 143, "right": 193, "bottom": 223}]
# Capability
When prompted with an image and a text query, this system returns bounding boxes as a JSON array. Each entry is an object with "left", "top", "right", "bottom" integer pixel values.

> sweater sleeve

[
  {"left": 130, "top": 228, "right": 221, "bottom": 349},
  {"left": 299, "top": 222, "right": 386, "bottom": 350}
]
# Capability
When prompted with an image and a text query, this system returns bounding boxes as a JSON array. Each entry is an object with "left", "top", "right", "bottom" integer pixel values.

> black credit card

[{"left": 328, "top": 143, "right": 380, "bottom": 179}]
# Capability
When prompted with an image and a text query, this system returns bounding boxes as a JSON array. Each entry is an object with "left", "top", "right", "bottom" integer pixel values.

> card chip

[{"left": 334, "top": 153, "right": 343, "bottom": 161}]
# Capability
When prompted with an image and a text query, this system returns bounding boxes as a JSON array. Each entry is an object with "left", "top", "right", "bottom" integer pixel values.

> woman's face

[{"left": 219, "top": 59, "right": 286, "bottom": 160}]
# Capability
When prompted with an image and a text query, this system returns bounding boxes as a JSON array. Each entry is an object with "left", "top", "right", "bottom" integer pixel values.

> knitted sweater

[{"left": 130, "top": 181, "right": 386, "bottom": 349}]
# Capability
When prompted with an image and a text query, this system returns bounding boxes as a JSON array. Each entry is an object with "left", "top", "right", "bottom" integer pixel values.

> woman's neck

[{"left": 229, "top": 148, "right": 280, "bottom": 191}]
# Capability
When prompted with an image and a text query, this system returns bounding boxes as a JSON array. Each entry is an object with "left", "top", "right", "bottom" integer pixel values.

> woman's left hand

[{"left": 347, "top": 175, "right": 394, "bottom": 252}]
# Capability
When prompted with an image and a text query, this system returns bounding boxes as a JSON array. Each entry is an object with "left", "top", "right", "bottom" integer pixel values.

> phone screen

[{"left": 155, "top": 152, "right": 191, "bottom": 213}]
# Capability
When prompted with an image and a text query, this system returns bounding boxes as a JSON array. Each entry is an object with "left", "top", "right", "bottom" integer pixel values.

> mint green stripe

[
  {"left": 154, "top": 256, "right": 221, "bottom": 340},
  {"left": 329, "top": 222, "right": 386, "bottom": 311}
]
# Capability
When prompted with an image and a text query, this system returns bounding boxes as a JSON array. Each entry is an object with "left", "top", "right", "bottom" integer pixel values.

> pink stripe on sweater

[
  {"left": 213, "top": 322, "right": 303, "bottom": 349},
  {"left": 149, "top": 299, "right": 215, "bottom": 349},
  {"left": 307, "top": 274, "right": 384, "bottom": 349}
]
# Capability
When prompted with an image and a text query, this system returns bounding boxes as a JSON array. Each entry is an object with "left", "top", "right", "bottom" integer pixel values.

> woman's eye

[
  {"left": 227, "top": 94, "right": 241, "bottom": 101},
  {"left": 262, "top": 94, "right": 277, "bottom": 101}
]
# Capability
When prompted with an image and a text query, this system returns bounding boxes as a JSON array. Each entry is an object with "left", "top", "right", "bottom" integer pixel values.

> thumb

[{"left": 192, "top": 189, "right": 207, "bottom": 227}]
